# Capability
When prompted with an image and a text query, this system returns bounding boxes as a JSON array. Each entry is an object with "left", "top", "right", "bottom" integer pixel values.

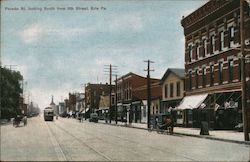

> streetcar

[{"left": 44, "top": 107, "right": 54, "bottom": 121}]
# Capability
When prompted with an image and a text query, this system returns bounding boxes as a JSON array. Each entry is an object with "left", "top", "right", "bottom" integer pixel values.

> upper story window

[
  {"left": 202, "top": 67, "right": 206, "bottom": 88},
  {"left": 188, "top": 71, "right": 192, "bottom": 90},
  {"left": 238, "top": 59, "right": 241, "bottom": 81},
  {"left": 188, "top": 45, "right": 192, "bottom": 62},
  {"left": 195, "top": 69, "right": 199, "bottom": 89},
  {"left": 228, "top": 59, "right": 234, "bottom": 82},
  {"left": 170, "top": 83, "right": 174, "bottom": 97},
  {"left": 219, "top": 61, "right": 223, "bottom": 84},
  {"left": 164, "top": 84, "right": 168, "bottom": 98},
  {"left": 195, "top": 43, "right": 199, "bottom": 60},
  {"left": 203, "top": 39, "right": 207, "bottom": 57},
  {"left": 219, "top": 31, "right": 224, "bottom": 51},
  {"left": 228, "top": 26, "right": 234, "bottom": 48},
  {"left": 176, "top": 81, "right": 180, "bottom": 97},
  {"left": 210, "top": 64, "right": 214, "bottom": 86},
  {"left": 210, "top": 35, "right": 215, "bottom": 54}
]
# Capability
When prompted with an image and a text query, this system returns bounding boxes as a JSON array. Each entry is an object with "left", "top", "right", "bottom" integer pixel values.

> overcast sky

[{"left": 1, "top": 0, "right": 208, "bottom": 109}]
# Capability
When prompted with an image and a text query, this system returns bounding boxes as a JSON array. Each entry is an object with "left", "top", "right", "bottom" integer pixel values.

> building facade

[
  {"left": 181, "top": 0, "right": 250, "bottom": 129},
  {"left": 85, "top": 83, "right": 113, "bottom": 115},
  {"left": 161, "top": 68, "right": 185, "bottom": 114},
  {"left": 117, "top": 72, "right": 161, "bottom": 123}
]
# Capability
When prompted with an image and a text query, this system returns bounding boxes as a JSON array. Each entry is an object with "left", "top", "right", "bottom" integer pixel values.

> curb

[{"left": 97, "top": 121, "right": 250, "bottom": 146}]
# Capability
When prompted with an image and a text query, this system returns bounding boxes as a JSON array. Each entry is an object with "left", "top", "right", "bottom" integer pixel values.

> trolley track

[
  {"left": 48, "top": 121, "right": 112, "bottom": 161},
  {"left": 58, "top": 119, "right": 198, "bottom": 161},
  {"left": 44, "top": 121, "right": 68, "bottom": 161}
]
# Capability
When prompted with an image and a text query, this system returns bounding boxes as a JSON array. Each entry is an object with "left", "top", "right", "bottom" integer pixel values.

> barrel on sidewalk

[{"left": 200, "top": 121, "right": 209, "bottom": 135}]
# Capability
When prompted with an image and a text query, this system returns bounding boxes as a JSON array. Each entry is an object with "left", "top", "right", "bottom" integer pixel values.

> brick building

[
  {"left": 117, "top": 72, "right": 161, "bottom": 123},
  {"left": 85, "top": 83, "right": 114, "bottom": 116},
  {"left": 180, "top": 0, "right": 250, "bottom": 128}
]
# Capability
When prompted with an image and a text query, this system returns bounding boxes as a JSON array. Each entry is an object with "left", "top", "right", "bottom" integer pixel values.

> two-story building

[
  {"left": 117, "top": 72, "right": 161, "bottom": 123},
  {"left": 161, "top": 68, "right": 185, "bottom": 114},
  {"left": 85, "top": 83, "right": 114, "bottom": 116},
  {"left": 181, "top": 0, "right": 250, "bottom": 129}
]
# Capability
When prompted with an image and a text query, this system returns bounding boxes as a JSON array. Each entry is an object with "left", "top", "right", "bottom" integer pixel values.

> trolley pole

[
  {"left": 240, "top": 0, "right": 249, "bottom": 141},
  {"left": 144, "top": 60, "right": 154, "bottom": 129}
]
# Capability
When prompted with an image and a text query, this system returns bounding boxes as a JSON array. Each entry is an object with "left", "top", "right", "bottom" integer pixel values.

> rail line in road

[
  {"left": 87, "top": 122, "right": 198, "bottom": 161},
  {"left": 58, "top": 119, "right": 197, "bottom": 161},
  {"left": 49, "top": 120, "right": 112, "bottom": 161},
  {"left": 45, "top": 121, "right": 69, "bottom": 161}
]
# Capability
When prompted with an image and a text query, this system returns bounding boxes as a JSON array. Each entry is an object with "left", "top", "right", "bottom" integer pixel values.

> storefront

[{"left": 174, "top": 94, "right": 208, "bottom": 127}]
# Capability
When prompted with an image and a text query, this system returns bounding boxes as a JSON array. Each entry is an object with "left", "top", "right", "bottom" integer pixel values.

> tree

[{"left": 0, "top": 67, "right": 23, "bottom": 119}]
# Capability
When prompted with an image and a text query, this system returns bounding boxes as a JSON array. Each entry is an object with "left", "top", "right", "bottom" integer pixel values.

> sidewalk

[{"left": 96, "top": 119, "right": 250, "bottom": 145}]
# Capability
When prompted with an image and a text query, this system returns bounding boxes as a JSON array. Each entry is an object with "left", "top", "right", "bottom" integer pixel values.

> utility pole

[
  {"left": 144, "top": 60, "right": 154, "bottom": 129},
  {"left": 115, "top": 75, "right": 118, "bottom": 124},
  {"left": 240, "top": 0, "right": 249, "bottom": 141},
  {"left": 104, "top": 64, "right": 118, "bottom": 124},
  {"left": 109, "top": 64, "right": 112, "bottom": 123}
]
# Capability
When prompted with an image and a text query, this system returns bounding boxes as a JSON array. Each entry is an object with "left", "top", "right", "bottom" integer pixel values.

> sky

[{"left": 1, "top": 0, "right": 208, "bottom": 109}]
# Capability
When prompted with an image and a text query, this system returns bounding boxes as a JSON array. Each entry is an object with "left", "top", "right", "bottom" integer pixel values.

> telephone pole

[
  {"left": 104, "top": 64, "right": 118, "bottom": 123},
  {"left": 115, "top": 75, "right": 118, "bottom": 124},
  {"left": 240, "top": 0, "right": 249, "bottom": 141},
  {"left": 144, "top": 60, "right": 154, "bottom": 129}
]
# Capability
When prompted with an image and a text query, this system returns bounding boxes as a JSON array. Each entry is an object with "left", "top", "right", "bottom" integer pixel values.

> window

[
  {"left": 164, "top": 84, "right": 168, "bottom": 98},
  {"left": 228, "top": 59, "right": 234, "bottom": 82},
  {"left": 229, "top": 26, "right": 234, "bottom": 48},
  {"left": 210, "top": 35, "right": 215, "bottom": 54},
  {"left": 219, "top": 31, "right": 224, "bottom": 51},
  {"left": 170, "top": 83, "right": 174, "bottom": 97},
  {"left": 203, "top": 39, "right": 207, "bottom": 57},
  {"left": 210, "top": 65, "right": 214, "bottom": 86},
  {"left": 202, "top": 67, "right": 206, "bottom": 88},
  {"left": 219, "top": 62, "right": 223, "bottom": 84},
  {"left": 188, "top": 45, "right": 192, "bottom": 62},
  {"left": 195, "top": 43, "right": 199, "bottom": 60},
  {"left": 188, "top": 71, "right": 192, "bottom": 90},
  {"left": 176, "top": 82, "right": 180, "bottom": 97},
  {"left": 238, "top": 59, "right": 241, "bottom": 81},
  {"left": 195, "top": 69, "right": 199, "bottom": 89}
]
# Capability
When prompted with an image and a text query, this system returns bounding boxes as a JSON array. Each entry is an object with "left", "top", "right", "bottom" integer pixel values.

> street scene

[
  {"left": 1, "top": 0, "right": 250, "bottom": 161},
  {"left": 1, "top": 116, "right": 250, "bottom": 161}
]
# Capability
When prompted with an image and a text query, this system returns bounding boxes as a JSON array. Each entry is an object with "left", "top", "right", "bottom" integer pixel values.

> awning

[
  {"left": 99, "top": 107, "right": 109, "bottom": 110},
  {"left": 175, "top": 94, "right": 208, "bottom": 110},
  {"left": 142, "top": 100, "right": 147, "bottom": 106},
  {"left": 81, "top": 108, "right": 89, "bottom": 114}
]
